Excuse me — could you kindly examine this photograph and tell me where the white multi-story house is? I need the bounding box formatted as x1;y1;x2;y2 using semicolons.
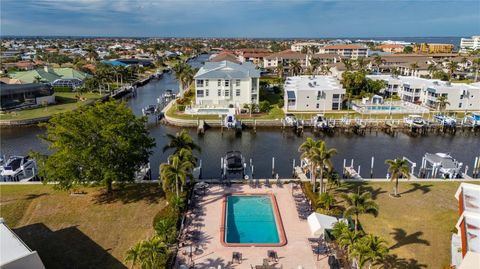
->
319;45;368;59
291;42;325;52
368;75;480;111
194;60;260;109
284;76;345;112
460;36;480;53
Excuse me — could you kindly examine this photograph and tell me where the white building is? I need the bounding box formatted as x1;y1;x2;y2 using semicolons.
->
284;76;345;112
194;60;260;109
291;42;325;52
451;183;480;269
460;36;480;53
0;218;46;269
319;45;368;59
368;75;480;111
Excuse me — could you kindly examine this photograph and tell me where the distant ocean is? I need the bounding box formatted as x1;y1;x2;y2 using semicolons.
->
347;36;463;46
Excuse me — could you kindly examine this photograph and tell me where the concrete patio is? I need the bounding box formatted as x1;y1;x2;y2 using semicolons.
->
176;183;331;269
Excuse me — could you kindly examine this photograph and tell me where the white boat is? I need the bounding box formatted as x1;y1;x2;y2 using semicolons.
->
142;105;157;116
0;156;38;182
224;113;237;129
404;115;427;128
422;153;463;179
463;112;480;127
284;113;297;126
312;114;328;129
434;114;456;127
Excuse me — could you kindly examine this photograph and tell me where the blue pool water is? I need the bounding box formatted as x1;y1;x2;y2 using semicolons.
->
225;195;280;244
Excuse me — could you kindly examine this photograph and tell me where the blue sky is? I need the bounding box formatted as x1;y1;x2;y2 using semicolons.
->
1;0;479;37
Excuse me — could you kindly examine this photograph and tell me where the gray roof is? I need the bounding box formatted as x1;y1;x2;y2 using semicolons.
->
194;60;260;80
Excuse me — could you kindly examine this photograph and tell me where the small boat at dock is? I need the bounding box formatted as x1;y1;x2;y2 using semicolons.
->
223;151;244;173
0;155;38;182
404;115;427;128
284;113;298;127
463;112;480;127
421;153;463;179
311;114;329;129
224;113;237;129
434;114;456;127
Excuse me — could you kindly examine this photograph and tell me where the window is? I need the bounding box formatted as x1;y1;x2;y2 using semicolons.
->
196;80;204;87
225;80;230;87
332;103;340;110
225;89;230;96
316;103;319;109
218;89;221;96
205;79;209;86
459;103;462;108
236;89;240;96
235;79;240;86
206;89;209;96
196;90;204;97
218;80;221;87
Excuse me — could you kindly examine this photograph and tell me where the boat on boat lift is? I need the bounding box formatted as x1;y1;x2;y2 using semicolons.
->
434;114;456;127
142;104;157;116
223;151;245;174
404;114;427;128
463;112;480;127
223;113;237;129
0;155;38;182
284;113;298;126
421;152;463;179
311;114;329;129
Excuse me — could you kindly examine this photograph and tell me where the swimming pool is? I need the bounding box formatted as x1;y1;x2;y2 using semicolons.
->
365;105;402;111
221;194;286;247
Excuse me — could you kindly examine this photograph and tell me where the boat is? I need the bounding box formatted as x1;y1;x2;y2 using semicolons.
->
422;153;463;179
0;155;38;182
142;104;157;116
284;113;298;126
463;112;480;127
434;114;456;127
224;151;244;173
312;114;328;129
224;113;237;129
162;89;176;100
404;115;427;128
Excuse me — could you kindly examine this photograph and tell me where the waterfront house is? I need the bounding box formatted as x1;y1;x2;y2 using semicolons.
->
368;75;480;111
0;83;55;111
8;67;89;88
283;76;345;112
263;50;308;74
319;44;368;59
290;42;325;53
413;43;455;54
193;60;260;110
0;218;46;269
451;183;480;269
460;36;480;53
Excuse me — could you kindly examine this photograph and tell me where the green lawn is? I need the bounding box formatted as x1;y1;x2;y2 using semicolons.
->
0;184;166;269
0;92;102;121
335;181;480;268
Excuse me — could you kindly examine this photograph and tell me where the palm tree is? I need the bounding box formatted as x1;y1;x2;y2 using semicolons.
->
290;59;302;76
350;240;373;269
154;217;177;244
447;61;458;81
336;225;363;258
372;55;383;73
317;192;336;213
409;62;419;76
276;63;284;78
125;237;169;269
309;58;320;76
427;63;437;78
299;137;320;191
308;141;337;193
342;190;379;231
33;75;42;83
472;58;480;82
160;155;193;197
163;129;200;154
391;67;401;77
436;95;450;112
363;234;389;265
343;59;354;71
356;57;368;71
320;65;331;75
385;158;410;197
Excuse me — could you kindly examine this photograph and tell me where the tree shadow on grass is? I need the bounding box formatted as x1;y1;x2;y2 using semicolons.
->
14;223;127;269
399;183;433;195
337;182;388;200
389;228;430;250
94;183;164;205
25;193;49;200
379;254;427;269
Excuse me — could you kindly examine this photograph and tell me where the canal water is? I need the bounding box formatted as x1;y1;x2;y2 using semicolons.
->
1;54;479;180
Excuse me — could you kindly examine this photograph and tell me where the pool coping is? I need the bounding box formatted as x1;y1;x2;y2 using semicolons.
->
220;192;287;247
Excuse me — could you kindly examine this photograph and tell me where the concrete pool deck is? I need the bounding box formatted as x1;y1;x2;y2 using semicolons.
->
176;184;330;269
